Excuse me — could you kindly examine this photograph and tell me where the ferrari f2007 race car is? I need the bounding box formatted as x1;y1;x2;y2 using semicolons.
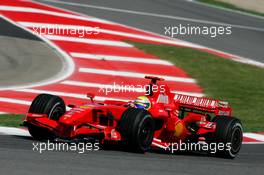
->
23;76;243;158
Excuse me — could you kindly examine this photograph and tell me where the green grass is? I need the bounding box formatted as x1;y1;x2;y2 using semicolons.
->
132;42;264;132
198;0;264;17
0;114;24;127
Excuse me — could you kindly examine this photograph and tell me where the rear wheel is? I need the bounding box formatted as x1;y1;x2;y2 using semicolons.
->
118;108;155;153
28;94;66;140
209;116;243;159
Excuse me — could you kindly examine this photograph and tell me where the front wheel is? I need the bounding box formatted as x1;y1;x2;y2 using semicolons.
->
29;94;66;121
28;94;66;140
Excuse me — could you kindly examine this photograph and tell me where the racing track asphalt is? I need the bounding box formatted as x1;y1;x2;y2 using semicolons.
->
0;17;63;89
0;135;263;175
37;0;264;63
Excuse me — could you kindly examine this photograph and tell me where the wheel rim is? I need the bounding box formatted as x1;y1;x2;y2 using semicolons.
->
231;127;242;153
139;118;153;148
50;106;64;120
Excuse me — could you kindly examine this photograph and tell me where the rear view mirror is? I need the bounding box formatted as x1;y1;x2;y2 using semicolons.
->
87;93;95;103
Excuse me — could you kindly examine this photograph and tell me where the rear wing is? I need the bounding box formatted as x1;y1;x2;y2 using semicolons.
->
174;94;232;116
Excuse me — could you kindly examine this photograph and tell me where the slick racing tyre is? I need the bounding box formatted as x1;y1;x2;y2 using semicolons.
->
118;108;155;153
29;94;66;121
210;116;243;159
28;94;66;140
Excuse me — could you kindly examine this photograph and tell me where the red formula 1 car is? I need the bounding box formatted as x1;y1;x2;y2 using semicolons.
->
23;76;243;158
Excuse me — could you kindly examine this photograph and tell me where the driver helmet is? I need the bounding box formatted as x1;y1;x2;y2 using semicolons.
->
134;96;151;110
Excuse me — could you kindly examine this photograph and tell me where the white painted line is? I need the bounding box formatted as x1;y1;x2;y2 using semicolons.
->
44;35;133;47
231;57;264;68
79;68;196;83
70;52;173;65
61;80;204;97
18;22;203;49
15;89;129;102
244;133;264;142
39;0;264;32
0;126;31;137
0;97;31;105
0;5;112;24
0;15;75;91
